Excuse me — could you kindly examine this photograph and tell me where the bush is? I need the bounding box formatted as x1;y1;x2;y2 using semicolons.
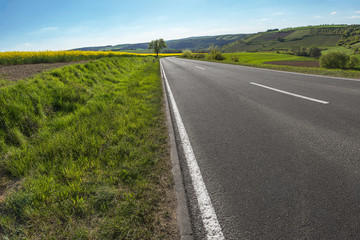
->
293;46;308;56
207;44;225;61
307;46;322;58
231;55;239;62
348;56;359;69
193;53;205;59
213;51;225;60
181;49;193;58
320;52;350;69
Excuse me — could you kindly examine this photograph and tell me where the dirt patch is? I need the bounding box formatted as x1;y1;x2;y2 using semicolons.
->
264;61;320;68
0;61;90;82
0;177;21;203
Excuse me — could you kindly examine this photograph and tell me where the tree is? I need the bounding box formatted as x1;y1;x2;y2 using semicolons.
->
320;52;349;69
292;46;308;56
148;39;167;57
307;46;322;58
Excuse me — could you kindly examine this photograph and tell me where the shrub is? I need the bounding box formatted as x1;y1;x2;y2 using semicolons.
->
213;51;225;60
207;44;225;61
307;46;322;58
231;55;239;62
193;53;205;59
320;52;350;69
181;49;193;58
348;56;359;69
293;46;308;56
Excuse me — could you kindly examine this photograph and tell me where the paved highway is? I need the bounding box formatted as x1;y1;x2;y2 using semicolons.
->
161;57;360;239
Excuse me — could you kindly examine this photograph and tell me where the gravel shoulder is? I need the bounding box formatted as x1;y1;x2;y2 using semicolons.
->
0;61;89;81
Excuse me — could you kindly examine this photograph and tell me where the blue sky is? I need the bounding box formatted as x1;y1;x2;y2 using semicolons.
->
0;0;359;51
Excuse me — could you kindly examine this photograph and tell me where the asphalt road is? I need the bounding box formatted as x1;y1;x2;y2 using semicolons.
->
161;57;360;239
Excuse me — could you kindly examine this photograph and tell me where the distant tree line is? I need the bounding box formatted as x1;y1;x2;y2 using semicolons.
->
292;46;322;58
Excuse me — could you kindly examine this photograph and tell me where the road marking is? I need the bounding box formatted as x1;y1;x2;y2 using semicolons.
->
178;57;360;82
160;59;225;240
195;66;205;70
251;66;360;82
250;82;330;104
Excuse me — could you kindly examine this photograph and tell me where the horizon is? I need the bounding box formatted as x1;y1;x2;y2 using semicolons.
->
1;0;360;52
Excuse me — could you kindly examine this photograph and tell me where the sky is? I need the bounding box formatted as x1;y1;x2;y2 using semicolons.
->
0;0;360;51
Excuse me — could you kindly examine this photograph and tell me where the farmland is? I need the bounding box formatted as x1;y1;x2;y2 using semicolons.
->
0;56;177;239
222;25;360;53
183;52;360;79
0;50;181;65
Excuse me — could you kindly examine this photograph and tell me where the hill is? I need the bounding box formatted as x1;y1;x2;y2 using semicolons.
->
73;34;247;52
222;25;360;53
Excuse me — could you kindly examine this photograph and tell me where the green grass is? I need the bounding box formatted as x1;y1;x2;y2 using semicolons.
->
222;35;341;53
271;35;341;49
284;29;311;41
222;52;317;64
0;56;176;239
322;46;355;55
222;25;359;53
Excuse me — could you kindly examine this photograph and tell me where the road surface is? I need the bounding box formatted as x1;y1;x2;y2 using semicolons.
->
161;57;360;239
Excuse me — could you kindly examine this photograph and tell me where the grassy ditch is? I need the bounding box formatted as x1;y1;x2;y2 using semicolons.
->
183;52;360;79
0;57;177;239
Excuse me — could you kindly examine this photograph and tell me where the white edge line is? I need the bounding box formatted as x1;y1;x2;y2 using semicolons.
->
195;66;205;70
160;59;225;240
250;82;330;105
179;57;360;82
251;66;360;82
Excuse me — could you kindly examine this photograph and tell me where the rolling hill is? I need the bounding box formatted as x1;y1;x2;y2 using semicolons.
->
73;34;247;52
73;25;360;54
222;25;360;53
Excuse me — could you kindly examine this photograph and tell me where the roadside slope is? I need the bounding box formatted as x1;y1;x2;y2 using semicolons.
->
0;57;178;239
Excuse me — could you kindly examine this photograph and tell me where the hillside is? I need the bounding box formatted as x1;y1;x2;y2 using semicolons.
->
222;25;360;53
74;34;247;52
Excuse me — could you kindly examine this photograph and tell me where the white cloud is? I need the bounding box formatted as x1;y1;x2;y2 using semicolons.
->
40;27;59;32
355;11;360;13
314;15;323;19
349;15;360;19
30;27;59;35
330;11;337;15
156;16;169;21
271;11;284;16
260;18;271;22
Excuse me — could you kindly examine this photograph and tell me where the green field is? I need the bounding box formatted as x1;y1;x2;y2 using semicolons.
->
321;46;355;55
0;57;176;239
222;25;360;53
222;52;317;64
184;52;360;79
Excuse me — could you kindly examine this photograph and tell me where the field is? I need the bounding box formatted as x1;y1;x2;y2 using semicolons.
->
0;62;90;82
184;52;360;79
321;46;355;55
0;56;177;239
0;51;181;65
222;52;317;64
222;25;359;53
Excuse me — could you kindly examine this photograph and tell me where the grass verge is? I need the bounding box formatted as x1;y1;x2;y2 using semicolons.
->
183;52;360;79
0;56;177;239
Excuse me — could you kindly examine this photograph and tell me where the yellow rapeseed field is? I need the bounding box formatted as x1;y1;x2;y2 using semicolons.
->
0;50;181;65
